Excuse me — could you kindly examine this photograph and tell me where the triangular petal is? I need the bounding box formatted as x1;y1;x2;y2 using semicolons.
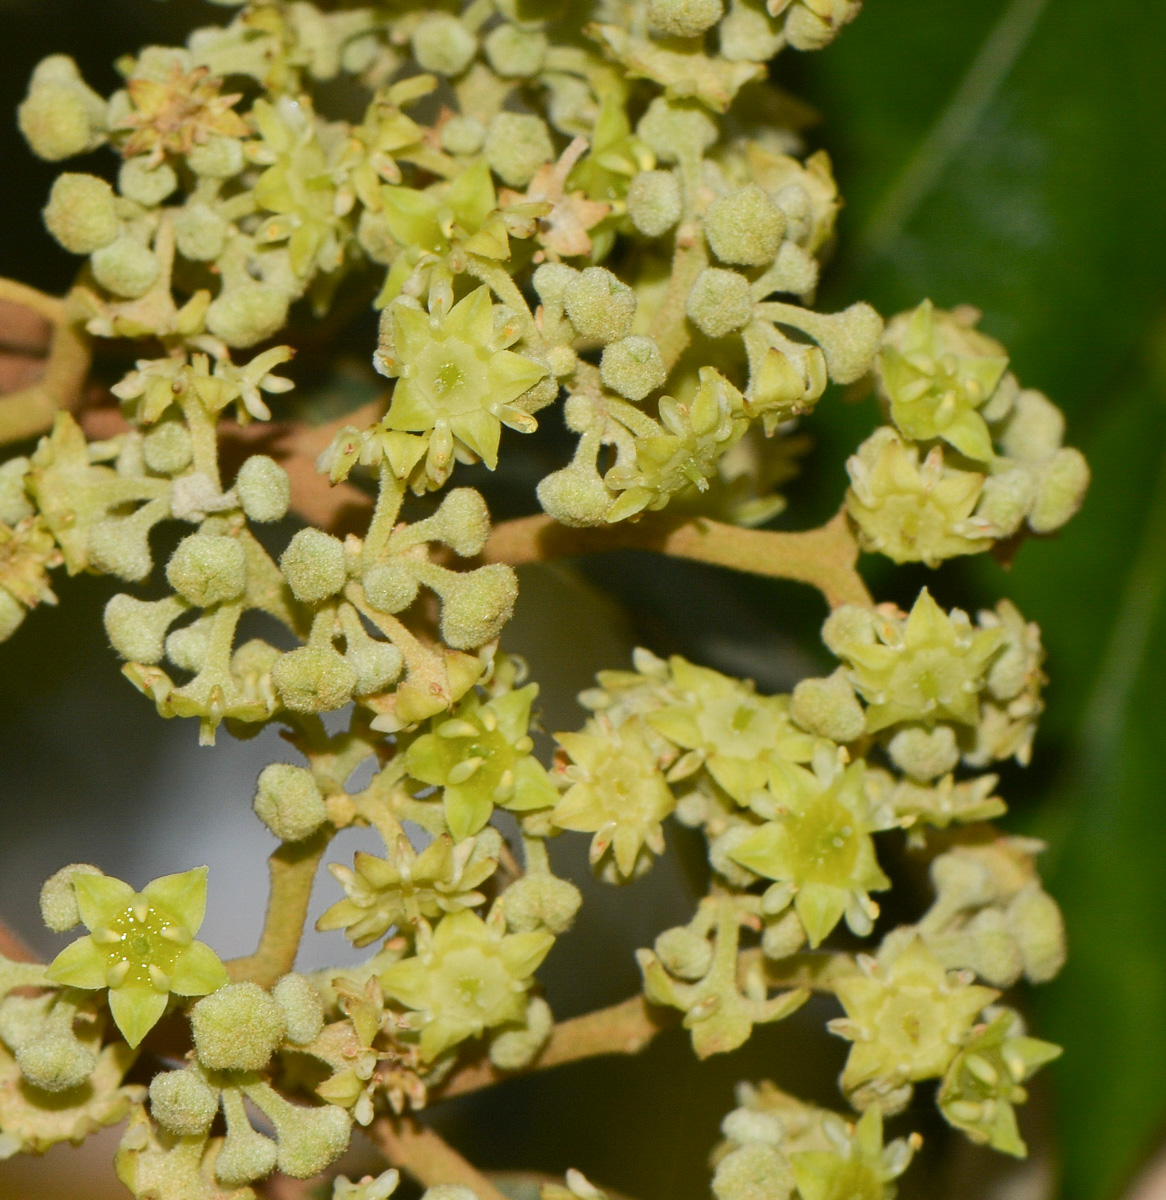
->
142;866;209;934
169;939;229;996
74;874;134;931
45;935;108;990
109;984;169;1048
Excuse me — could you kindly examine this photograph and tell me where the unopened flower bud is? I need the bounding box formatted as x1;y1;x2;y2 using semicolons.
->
43;173;118;255
821;604;880;657
537;462;612;526
648;0;725;37
1029;448;1089;533
104;593;186;664
600;336;666;400
187;135;245;179
0;457;33;526
273;973;325;1045
280;528;346;604
149;1068;220;1136
627;169;682;237
39;863;103;932
533;262;577;310
1007;886;1066;984
167;534;247;607
655;925;713;980
427;488;493;556
439;563;518;649
484;23;547;76
998;389;1065;462
637;97;718;163
142;421;193;475
975;467;1036;537
721;1108;785;1146
174;202;229;261
363;561;420;613
272;645;357;713
236;455;291;523
412;15;476;76
488;995;553;1070
790;669;864;743
686;267;752;339
705;185;785;266
191;982;286;1072
502;874;583;934
484;113;555;187
712;1143;795;1200
206;284;290;350
886;724;960;781
18;56;106;162
118;157;177;208
16;1031;96;1092
441;115;485;156
254;763;326;842
565;268;637;343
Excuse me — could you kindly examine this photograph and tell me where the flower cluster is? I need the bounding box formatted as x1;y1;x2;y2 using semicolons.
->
0;0;1087;1197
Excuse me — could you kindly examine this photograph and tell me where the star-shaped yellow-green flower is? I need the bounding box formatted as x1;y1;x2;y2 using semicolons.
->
837;588;1004;734
379;909;553;1061
381;286;547;471
729;759;891;947
45;867;228;1048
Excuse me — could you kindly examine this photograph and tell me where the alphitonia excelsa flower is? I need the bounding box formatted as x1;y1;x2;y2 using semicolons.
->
378;908;554;1061
0;0;1087;1192
45;867;228;1047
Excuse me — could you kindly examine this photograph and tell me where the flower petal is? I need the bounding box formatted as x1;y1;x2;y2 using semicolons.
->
169;939;229;996
45;935;108;990
142;866;208;934
109;984;169;1048
73;874;134;931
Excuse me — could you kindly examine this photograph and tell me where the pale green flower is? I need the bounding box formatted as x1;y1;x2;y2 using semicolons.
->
45;868;227;1047
381;286;547;473
379;909;553;1061
834;589;1004;733
404;683;558;842
553;717;675;878
730;759;890;947
791;1107;916;1200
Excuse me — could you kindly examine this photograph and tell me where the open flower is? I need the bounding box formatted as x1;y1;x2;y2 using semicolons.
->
45;867;228;1047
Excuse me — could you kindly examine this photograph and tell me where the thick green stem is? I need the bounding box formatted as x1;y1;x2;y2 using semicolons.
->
226;828;330;988
483;508;872;609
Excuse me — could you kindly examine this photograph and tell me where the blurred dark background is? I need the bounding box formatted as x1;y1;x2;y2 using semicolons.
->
1;1;1165;1198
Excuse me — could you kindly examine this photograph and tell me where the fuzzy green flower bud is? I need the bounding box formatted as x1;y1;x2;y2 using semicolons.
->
272;645;358;713
484;23;548;77
280;528;347;604
790;670;864;743
88;506;163;582
43;173;119;255
273;973;325;1045
253;763;327;842
236;454;291;523
655;925;714;981
363;562;420;614
648;0;725;37
441;115;485;156
422;487;494;557
412;15;477;77
488;994;553;1070
886;724;959;781
600;336;667;400
484;112;555;188
206;284;290;350
627;169;683;237
18;55;107;161
705;185;785;266
217;1087;279;1186
149;1068;220;1136
142;421;193;475
90;236;160;298
637;98;718;163
502;874;583;935
438;563;519;649
174;202;229;261
533;262;578;310
39;862;103;932
713;1143;794;1200
687;268;752;339
15;1030;96;1093
104;594;187;664
1030;447;1089;533
187;135;245;179
191;981;287;1071
565;268;638;343
243;1079;352;1178
118;158;177;208
167;534;247;607
998;389;1064;462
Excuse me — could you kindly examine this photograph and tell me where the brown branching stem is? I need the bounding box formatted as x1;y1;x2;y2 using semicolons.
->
433;995;673;1102
370;1117;512;1200
482;507;872;610
226;829;330;988
0;280;92;446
